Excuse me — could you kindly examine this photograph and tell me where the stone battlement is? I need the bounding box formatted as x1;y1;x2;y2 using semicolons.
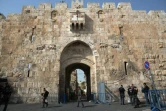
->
20;2;166;18
1;1;166;23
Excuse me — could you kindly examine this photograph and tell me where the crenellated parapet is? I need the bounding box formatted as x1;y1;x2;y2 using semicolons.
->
22;6;36;15
38;3;52;10
2;1;166;26
15;2;165;21
117;2;132;11
87;2;100;9
7;14;21;21
148;10;166;19
55;2;67;9
102;2;115;9
72;0;83;9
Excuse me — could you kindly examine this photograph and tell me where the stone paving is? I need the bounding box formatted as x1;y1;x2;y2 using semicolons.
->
0;101;151;111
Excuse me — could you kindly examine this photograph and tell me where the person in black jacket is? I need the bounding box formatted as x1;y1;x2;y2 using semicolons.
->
142;83;150;104
0;83;4;106
77;87;84;108
127;85;133;104
133;87;140;108
3;83;13;111
119;85;125;105
42;88;49;108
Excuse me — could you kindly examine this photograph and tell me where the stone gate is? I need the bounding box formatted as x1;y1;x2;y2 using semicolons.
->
0;0;166;103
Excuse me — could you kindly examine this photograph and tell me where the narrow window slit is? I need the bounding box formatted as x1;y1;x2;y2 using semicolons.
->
124;62;127;75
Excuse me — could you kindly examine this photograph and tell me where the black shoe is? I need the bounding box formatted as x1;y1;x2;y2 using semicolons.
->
77;106;79;107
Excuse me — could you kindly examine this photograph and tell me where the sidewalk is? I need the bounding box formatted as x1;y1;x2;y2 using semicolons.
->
0;101;151;111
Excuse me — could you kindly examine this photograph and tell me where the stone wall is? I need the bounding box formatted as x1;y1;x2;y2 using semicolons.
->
0;1;166;103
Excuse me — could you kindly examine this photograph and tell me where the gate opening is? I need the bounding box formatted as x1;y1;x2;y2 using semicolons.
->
65;63;91;102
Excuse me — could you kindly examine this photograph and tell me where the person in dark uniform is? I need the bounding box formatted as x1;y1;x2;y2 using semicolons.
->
127;85;133;104
133;87;140;108
119;85;125;105
0;83;4;106
3;83;13;111
142;83;150;104
77;87;84;108
43;88;49;108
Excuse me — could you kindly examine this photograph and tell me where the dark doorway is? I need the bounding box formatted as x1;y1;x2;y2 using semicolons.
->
65;63;91;102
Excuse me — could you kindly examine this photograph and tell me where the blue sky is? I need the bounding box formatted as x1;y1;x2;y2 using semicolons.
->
0;0;166;17
76;69;85;82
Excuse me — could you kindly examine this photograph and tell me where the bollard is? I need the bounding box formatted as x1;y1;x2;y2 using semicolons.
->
63;93;66;104
91;93;94;101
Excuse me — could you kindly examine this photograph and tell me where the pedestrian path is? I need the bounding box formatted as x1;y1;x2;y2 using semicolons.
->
0;101;151;111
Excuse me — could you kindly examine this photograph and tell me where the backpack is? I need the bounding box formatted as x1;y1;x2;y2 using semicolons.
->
44;91;49;97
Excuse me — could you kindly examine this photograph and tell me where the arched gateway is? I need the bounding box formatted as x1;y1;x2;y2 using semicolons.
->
60;40;96;101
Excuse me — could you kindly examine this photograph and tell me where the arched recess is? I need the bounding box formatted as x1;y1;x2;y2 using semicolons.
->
59;40;96;101
65;63;90;101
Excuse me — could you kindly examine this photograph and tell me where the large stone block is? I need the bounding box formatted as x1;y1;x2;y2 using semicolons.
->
38;3;52;10
117;2;132;11
162;70;166;76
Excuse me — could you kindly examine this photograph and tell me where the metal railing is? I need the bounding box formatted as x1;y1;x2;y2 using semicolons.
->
148;89;166;111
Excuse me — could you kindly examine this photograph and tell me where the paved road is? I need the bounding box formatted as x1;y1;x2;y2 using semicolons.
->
0;101;151;111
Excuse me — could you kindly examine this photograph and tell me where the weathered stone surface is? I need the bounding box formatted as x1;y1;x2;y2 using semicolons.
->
0;0;166;103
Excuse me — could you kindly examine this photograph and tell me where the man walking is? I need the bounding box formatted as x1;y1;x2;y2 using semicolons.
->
119;85;125;105
77;87;84;108
142;83;150;104
43;88;49;108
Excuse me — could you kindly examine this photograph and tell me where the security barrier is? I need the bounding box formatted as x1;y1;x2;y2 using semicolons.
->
91;93;111;105
148;90;166;111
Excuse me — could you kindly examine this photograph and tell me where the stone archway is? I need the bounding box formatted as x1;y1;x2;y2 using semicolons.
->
65;63;91;101
59;40;96;102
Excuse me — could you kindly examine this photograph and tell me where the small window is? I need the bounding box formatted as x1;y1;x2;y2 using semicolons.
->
72;23;74;30
76;23;79;30
80;23;83;30
28;70;30;77
124;62;128;75
119;26;123;35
